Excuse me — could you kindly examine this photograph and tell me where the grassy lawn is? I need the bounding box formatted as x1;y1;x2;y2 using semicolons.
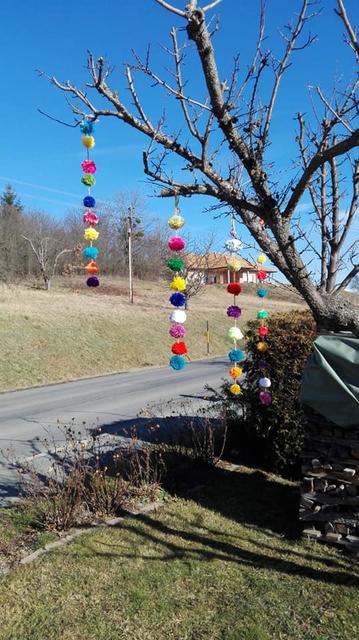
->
0;278;304;391
0;463;358;640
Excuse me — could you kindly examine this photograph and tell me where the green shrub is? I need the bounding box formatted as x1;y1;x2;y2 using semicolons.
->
222;311;316;477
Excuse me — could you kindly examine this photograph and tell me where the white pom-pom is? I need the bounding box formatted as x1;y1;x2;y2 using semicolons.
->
224;237;243;254
169;310;187;324
259;377;271;388
228;326;243;341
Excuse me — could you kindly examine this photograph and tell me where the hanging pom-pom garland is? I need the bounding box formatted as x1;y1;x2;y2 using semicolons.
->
225;212;246;395
168;197;187;371
80;120;100;288
255;254;272;405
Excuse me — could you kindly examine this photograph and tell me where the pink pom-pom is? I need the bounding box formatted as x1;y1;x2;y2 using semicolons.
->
168;237;185;252
83;211;99;226
169;324;186;339
259;391;272;406
81;160;96;174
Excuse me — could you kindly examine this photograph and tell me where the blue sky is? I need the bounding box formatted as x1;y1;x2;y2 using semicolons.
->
0;0;356;258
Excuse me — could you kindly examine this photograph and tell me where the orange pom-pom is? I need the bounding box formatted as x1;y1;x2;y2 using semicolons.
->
229;367;242;379
85;260;99;274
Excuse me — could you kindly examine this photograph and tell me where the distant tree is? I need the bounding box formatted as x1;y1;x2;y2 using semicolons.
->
0;184;23;214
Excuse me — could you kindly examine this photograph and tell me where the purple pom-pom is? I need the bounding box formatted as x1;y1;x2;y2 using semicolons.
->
87;276;100;287
259;391;272;406
169;324;186;339
258;360;270;369
226;305;241;318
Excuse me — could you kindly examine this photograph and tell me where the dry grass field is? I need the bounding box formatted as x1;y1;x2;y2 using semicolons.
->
0;277;305;392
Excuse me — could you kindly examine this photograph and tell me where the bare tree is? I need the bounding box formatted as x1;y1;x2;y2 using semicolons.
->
22;213;73;290
43;0;359;333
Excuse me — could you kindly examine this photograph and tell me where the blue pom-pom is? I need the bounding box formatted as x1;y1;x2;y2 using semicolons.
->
83;246;99;259
83;196;96;208
258;359;270;369
169;355;186;371
228;349;246;363
257;288;268;298
80;121;95;135
87;276;100;288
169;292;186;307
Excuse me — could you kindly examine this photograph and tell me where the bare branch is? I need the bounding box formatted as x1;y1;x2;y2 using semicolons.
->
335;263;359;292
154;0;186;17
335;0;359;59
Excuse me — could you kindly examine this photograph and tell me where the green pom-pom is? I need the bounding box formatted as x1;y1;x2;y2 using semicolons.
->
167;258;183;272
81;174;96;187
257;309;269;319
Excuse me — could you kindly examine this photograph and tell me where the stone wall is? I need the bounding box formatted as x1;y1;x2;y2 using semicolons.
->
300;408;359;554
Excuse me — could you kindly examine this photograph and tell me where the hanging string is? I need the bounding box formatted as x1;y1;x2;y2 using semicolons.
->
256;254;272;405
167;195;187;370
80;120;100;288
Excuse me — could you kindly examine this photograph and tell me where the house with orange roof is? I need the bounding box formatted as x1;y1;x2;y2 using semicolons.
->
185;252;276;285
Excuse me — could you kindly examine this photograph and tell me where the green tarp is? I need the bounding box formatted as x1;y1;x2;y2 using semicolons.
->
300;335;359;428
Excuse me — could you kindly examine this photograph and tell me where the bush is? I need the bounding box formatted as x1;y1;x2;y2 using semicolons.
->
221;310;316;477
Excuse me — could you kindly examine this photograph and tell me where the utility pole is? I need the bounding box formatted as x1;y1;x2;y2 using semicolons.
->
128;206;134;304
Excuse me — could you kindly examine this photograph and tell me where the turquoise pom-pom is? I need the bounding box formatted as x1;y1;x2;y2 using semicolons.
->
170;355;186;370
257;288;268;298
80;121;95;135
83;246;99;259
228;349;246;363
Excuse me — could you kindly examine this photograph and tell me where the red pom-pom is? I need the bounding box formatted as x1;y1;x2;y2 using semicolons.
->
257;270;268;281
258;326;269;337
171;341;187;355
227;283;241;295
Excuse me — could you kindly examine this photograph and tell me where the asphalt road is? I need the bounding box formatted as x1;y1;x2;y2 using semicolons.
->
0;357;227;502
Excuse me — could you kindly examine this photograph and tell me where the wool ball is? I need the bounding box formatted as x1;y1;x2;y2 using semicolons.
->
171;341;187;355
257;288;268;298
227;257;241;272
224;237;242;254
168;214;185;230
228;348;246;363
257;341;268;352
229;383;241;396
229;367;242;379
80;121;95;135
257;270;267;281
83;211;99;226
169;292;186;307
228;326;243;341
258;326;269;337
167;258;183;272
170;276;186;292
87;276;100;287
227;305;241;318
257;309;269;319
169;324;186;339
84;228;99;241
81;174;96;187
83;246;99;259
85;260;99;274
169;355;186;371
82;135;95;148
227;283;241;295
84;196;96;208
169;310;187;324
259;377;271;388
259;390;272;406
168;237;185;252
257;254;266;264
81;159;96;174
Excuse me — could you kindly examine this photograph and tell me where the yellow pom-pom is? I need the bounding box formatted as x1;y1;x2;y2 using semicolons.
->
229;383;241;395
82;135;95;149
227;257;241;272
229;367;242;379
257;254;266;264
168;214;185;230
257;341;268;352
84;227;99;241
170;276;186;292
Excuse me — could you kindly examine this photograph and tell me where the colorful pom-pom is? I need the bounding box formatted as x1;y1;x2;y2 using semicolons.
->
82;135;95;149
83;211;99;226
170;276;186;292
167;258;183;272
259;377;271;388
228;349;246;362
87;276;100;287
257;254;266;264
257;341;268;352
257;309;269;319
169;324;186;338
224;238;242;254
171;341;187;355
169;309;187;324
81;174;96;187
227;257;241;272
168;237;185;252
84;228;99;241
227;305;241;318
84;196;96;208
229;383;241;396
80;121;95;135
227;283;241;295
228;326;243;341
170;355;186;370
81;160;96;174
258;326;269;337
258;360;270;369
257;288;268;298
168;214;185;230
259;390;272;406
229;367;242;379
85;260;99;274
83;246;99;259
257;270;268;281
170;292;186;307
